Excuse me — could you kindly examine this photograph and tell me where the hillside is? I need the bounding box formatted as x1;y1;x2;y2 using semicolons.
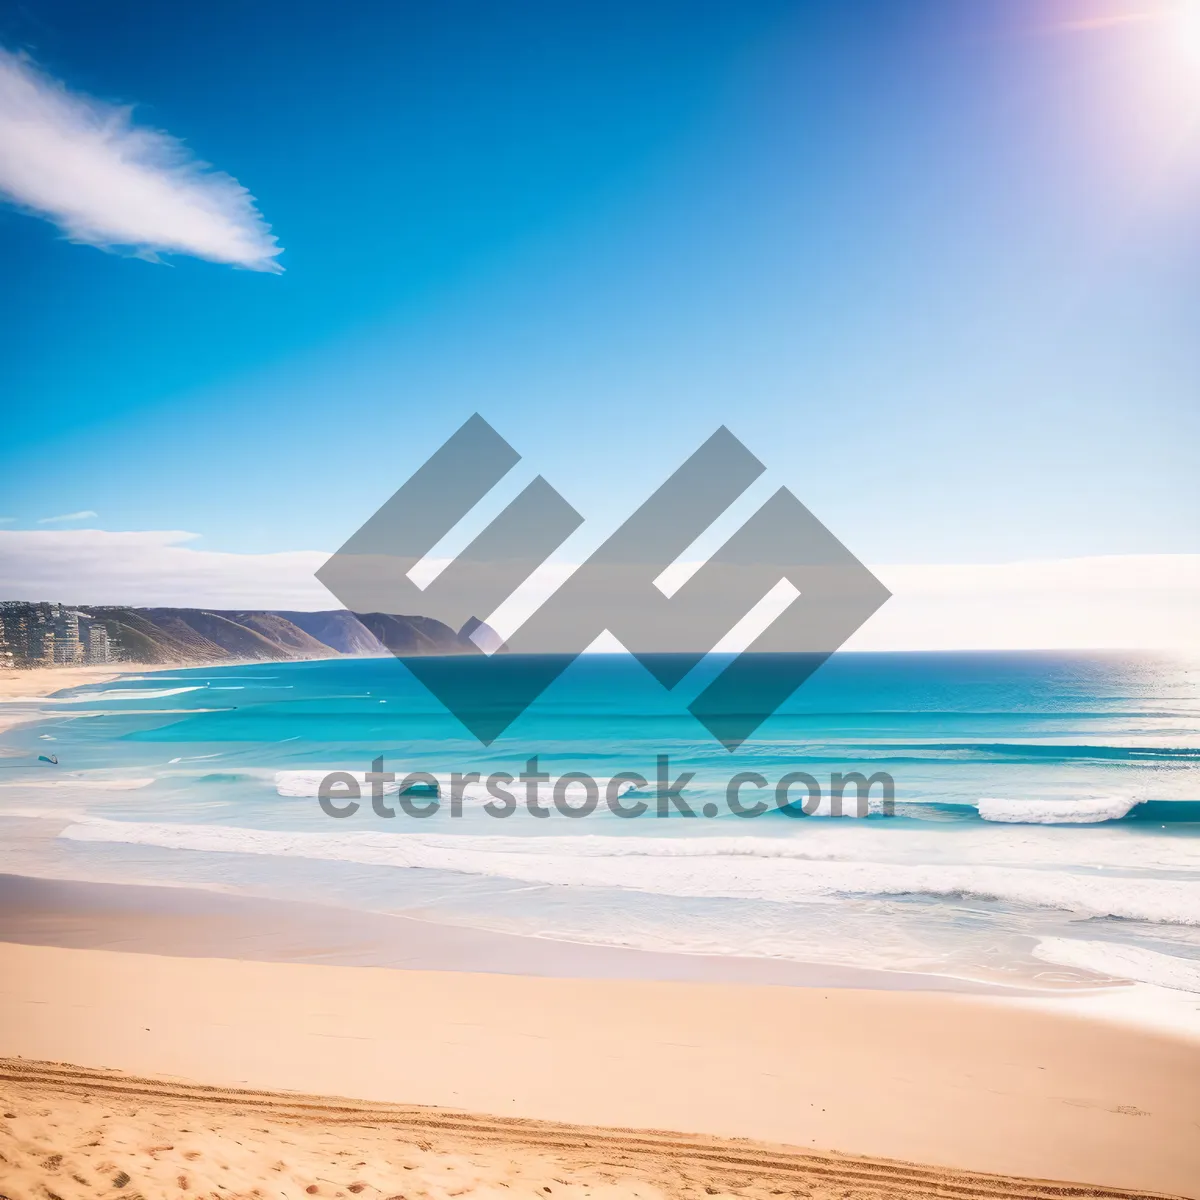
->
93;607;484;663
0;602;497;666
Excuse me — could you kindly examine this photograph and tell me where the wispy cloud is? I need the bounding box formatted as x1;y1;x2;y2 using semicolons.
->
0;47;282;270
35;510;97;524
0;517;14;524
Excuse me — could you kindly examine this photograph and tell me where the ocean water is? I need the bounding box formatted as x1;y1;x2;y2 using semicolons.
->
2;651;1199;1004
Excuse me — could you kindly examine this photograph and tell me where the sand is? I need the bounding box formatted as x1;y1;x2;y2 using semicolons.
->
1;941;1197;1199
0;664;139;702
0;1058;1177;1200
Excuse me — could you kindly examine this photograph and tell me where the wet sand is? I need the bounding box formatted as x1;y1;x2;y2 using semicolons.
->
0;873;1015;990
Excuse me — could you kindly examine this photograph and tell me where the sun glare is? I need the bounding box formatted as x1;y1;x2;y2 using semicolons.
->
1170;0;1200;65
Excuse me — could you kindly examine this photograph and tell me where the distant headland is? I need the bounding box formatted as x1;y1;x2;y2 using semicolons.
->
0;601;494;669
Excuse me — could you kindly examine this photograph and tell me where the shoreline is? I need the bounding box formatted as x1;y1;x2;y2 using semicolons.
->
1;939;1197;1197
0;661;167;698
0;658;314;736
0;661;193;720
0;871;1035;992
4;871;1196;1044
0;659;275;703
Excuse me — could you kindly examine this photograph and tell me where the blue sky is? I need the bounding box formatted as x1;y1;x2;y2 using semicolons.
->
2;0;1198;580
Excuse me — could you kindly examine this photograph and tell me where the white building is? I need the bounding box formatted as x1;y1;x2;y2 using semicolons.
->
52;611;81;664
86;624;111;665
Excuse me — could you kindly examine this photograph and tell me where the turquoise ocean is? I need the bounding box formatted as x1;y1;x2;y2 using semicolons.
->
2;651;1199;1010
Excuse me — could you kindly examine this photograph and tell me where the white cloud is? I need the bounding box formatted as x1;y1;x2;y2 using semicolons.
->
0;517;14;524
0;530;328;609
1;529;1196;652
0;48;281;270
35;510;97;524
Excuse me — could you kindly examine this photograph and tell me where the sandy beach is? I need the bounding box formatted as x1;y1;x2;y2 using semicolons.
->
1;666;1197;1199
1;935;1198;1200
0;664;140;701
0;1057;1180;1200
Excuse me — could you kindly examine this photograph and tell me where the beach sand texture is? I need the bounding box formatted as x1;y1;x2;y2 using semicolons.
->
1;941;1198;1199
0;1056;1182;1200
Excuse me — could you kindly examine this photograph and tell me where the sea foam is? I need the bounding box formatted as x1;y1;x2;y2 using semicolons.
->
57;817;1200;926
1034;937;1200;992
975;796;1142;824
55;686;206;702
0;777;155;790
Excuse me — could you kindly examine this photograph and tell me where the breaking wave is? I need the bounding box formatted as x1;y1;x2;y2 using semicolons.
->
975;796;1142;824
